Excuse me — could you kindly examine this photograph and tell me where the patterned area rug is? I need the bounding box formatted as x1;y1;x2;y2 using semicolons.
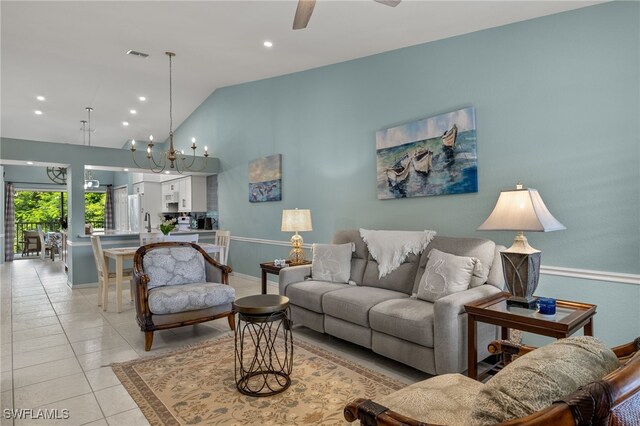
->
112;336;406;425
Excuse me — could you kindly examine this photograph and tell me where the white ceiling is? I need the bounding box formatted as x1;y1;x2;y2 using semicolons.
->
1;1;599;150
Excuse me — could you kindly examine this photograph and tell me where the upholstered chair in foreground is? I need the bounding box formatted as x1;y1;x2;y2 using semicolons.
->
345;336;640;426
133;242;236;351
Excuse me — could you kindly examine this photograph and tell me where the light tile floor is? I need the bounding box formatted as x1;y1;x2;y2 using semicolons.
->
1;258;429;425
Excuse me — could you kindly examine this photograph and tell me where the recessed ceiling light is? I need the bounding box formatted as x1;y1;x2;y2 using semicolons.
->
123;168;129;172
36;96;45;101
263;41;273;48
130;109;137;114
26;161;34;165
122;121;129;126
138;96;146;102
34;110;43;115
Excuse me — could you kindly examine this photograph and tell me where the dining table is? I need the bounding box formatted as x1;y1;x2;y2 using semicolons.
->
102;243;225;313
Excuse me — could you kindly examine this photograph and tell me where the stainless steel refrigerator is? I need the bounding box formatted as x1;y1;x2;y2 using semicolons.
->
128;194;142;232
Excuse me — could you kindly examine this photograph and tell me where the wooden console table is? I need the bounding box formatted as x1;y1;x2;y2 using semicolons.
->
465;292;596;380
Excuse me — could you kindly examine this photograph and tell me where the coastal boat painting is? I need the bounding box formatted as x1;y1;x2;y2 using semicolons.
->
249;154;282;203
376;107;478;199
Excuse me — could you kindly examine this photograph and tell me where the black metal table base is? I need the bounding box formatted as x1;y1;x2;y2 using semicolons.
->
234;309;293;397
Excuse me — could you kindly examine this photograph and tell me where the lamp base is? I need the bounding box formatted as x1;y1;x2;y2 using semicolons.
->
506;296;537;309
501;249;541;306
288;232;306;265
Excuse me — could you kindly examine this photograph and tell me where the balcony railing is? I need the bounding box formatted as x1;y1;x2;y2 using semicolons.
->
13;221;104;254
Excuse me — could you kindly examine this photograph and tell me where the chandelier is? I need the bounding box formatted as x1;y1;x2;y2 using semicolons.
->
130;52;208;174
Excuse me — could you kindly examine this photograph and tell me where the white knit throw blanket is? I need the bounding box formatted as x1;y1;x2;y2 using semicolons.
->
359;229;436;278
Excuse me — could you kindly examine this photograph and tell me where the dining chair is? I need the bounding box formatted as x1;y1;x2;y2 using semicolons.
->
90;236;134;310
163;234;199;243
215;230;231;265
139;232;164;246
36;226;54;260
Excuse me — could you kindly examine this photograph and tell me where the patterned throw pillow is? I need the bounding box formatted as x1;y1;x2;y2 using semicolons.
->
467;336;619;425
143;247;206;289
311;243;354;284
416;249;481;302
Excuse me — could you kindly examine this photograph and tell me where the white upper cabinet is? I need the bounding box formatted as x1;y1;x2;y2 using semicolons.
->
162;176;207;212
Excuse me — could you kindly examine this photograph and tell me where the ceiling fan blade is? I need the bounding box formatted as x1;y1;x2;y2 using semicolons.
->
293;0;316;30
374;0;401;7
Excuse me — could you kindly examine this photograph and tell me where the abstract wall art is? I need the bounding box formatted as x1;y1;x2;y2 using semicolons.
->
249;154;282;203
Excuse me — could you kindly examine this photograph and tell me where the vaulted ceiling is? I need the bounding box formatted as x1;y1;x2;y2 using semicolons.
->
1;1;599;149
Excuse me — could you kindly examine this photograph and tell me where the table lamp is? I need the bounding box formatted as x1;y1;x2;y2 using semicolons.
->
281;209;312;265
477;183;565;307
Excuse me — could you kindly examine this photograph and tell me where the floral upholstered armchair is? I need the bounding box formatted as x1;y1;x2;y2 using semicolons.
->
133;242;236;351
345;336;640;426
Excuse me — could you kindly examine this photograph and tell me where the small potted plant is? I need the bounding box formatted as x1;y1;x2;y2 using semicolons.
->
160;218;177;236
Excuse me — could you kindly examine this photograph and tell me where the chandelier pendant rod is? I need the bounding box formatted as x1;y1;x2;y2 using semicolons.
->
129;51;209;174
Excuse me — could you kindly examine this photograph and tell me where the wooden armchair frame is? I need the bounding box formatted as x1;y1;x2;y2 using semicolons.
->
133;242;235;351
344;337;640;426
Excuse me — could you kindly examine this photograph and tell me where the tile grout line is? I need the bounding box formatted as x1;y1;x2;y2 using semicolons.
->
35;264;111;424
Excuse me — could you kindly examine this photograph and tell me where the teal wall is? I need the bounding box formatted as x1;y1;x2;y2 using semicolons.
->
4;164;114;189
172;2;639;345
1;3;637;345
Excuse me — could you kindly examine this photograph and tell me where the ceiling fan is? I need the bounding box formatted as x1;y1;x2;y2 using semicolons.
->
293;0;401;30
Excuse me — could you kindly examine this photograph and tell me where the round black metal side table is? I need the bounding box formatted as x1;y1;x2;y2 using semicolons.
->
233;294;293;397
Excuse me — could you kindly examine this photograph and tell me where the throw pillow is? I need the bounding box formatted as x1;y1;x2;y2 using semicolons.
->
311;243;354;284
416;249;480;302
467;336;619;425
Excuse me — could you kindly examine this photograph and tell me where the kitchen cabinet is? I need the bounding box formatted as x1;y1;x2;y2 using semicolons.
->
162;181;179;212
161;176;207;213
178;176;207;212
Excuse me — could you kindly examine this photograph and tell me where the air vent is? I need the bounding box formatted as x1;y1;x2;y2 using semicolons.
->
126;50;149;58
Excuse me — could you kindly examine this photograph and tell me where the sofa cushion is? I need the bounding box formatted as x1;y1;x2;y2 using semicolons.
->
468;336;620;425
143;247;206;289
285;280;349;313
311;243;354;284
369;298;434;347
417;249;480;302
323;287;409;327
414;237;496;293
147;282;235;315
379;374;483;425
362;253;421;294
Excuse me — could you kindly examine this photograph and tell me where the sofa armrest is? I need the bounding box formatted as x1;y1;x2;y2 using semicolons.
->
433;285;502;374
278;265;312;295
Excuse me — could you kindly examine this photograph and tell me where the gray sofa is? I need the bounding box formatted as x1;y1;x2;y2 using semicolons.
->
279;230;506;375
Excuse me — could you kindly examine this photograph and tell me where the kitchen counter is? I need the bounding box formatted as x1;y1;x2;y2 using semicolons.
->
78;229;219;238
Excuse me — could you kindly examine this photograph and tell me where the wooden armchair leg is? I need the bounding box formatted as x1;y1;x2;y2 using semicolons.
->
145;331;154;351
227;313;236;331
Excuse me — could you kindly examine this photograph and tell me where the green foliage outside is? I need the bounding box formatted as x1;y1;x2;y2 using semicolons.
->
13;190;106;252
84;192;106;223
15;191;66;224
